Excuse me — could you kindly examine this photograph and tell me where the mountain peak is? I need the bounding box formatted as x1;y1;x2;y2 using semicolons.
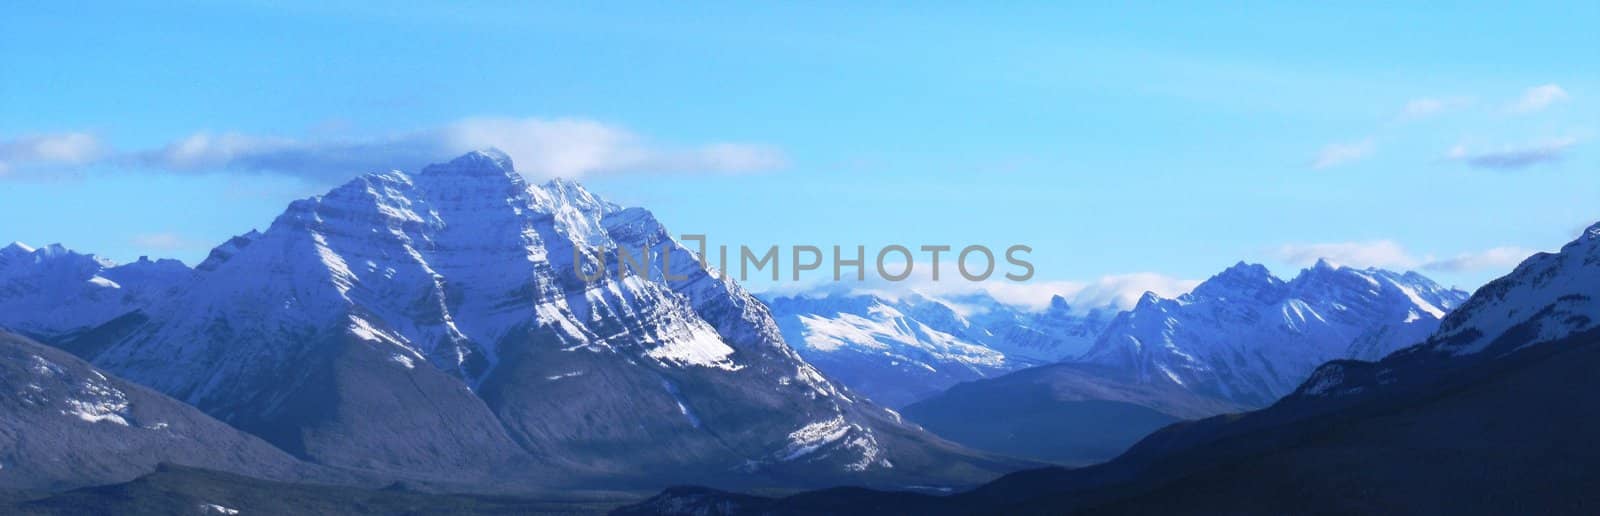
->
1191;261;1285;302
1291;260;1403;290
26;243;113;267
2;241;34;256
419;149;518;179
540;176;589;196
1223;261;1272;275
1134;291;1163;308
1047;294;1072;313
1569;221;1600;250
1295;259;1355;281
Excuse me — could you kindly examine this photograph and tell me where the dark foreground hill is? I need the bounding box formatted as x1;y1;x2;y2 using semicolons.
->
0;330;336;492
900;362;1245;466
2;464;627;516
617;328;1600;515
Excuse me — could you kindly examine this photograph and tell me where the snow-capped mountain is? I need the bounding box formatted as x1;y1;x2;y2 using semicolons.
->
1298;222;1600;401
0;242;191;341
1080;260;1469;407
1428;223;1600;357
949;292;1116;363
60;150;1015;489
764;292;1114;407
1061;223;1600;513
0;329;324;491
765;294;1011;408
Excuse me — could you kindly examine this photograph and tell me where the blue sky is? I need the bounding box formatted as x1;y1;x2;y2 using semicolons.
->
2;2;1596;307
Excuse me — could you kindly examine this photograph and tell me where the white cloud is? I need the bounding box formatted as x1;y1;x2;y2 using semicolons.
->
1445;137;1577;170
1398;96;1473;120
1274;240;1537;273
1052;273;1201;310
1506;84;1569;114
5;118;785;182
915;280;1089;311
441;117;785;178
129;233;192;250
1311;140;1373;169
1273;240;1419;269
806;271;1200;312
1422;246;1536;272
0;132;106;177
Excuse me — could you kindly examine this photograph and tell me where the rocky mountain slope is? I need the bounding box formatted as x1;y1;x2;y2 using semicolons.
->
0;330;327;492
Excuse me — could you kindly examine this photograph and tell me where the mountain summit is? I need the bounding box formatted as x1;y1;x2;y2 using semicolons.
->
421;148;516;177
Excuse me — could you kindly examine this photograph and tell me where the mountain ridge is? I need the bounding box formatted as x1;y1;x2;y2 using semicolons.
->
1080;260;1470;406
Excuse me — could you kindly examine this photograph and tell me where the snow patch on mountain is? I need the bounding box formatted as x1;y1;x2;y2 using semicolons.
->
779;415;889;471
661;379;703;429
782;417;853;461
20;353;134;425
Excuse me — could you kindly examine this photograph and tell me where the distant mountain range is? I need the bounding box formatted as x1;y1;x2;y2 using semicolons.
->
763;292;1113;407
0;150;1021;493
770;260;1469;465
621;222;1600;515
0;243;190;343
